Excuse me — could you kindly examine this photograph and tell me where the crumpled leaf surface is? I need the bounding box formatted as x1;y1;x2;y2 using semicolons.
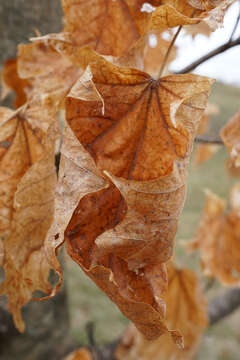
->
43;123;108;296
64;348;92;360
220;110;240;177
0;147;56;332
64;49;213;339
187;188;240;285
1;59;30;108
0;104;59;331
161;0;232;28
18;41;81;109
45;0;206;72
193;143;220;166
62;0;145;56
61;0;201;58
115;262;208;360
0;107;45;237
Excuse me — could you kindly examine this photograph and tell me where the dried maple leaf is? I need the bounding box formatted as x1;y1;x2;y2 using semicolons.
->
193;143;220;166
0;106;45;237
43;123;108;296
116;262;208;360
61;49;213;339
203;0;234;29
0;146;56;332
17;41;81;109
160;0;232;29
61;0;200;58
184;21;213;38
187;189;240;285
64;348;92;360
229;183;240;211
1;59;30;108
61;0;143;56
0;104;60;331
220;110;240;177
197;102;219;135
188;0;224;10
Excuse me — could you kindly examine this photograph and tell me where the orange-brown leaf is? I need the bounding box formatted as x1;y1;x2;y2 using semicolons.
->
193;143;220;166
1;59;30;108
197;102;219;135
116;262;208;360
220;110;240;177
187;189;240;285
66;48;214;181
43;123;108;296
0;143;57;332
0;104;60;331
18;41;81;109
63;50;213;339
62;0;143;56
64;348;92;360
0;107;46;238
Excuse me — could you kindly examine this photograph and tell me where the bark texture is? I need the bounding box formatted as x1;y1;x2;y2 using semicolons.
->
0;0;62;62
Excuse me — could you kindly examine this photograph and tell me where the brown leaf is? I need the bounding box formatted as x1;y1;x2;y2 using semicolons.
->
1;59;30;108
193;143;220;166
46;0;204;70
63;50;213;339
18;41;81;109
43;123;108;297
220;110;240;177
61;0;144;56
116;262;208;360
184;21;213;38
203;0;234;29
0;142;57;332
0;104;60;331
187;0;223;11
197;102;219;135
160;0;232;29
187;189;240;285
61;0;200;58
229;183;240;211
0;106;45;238
64;348;92;360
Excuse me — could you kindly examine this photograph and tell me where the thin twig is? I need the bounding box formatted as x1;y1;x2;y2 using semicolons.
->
158;26;182;78
195;135;223;145
209;288;240;325
175;36;240;74
229;0;240;41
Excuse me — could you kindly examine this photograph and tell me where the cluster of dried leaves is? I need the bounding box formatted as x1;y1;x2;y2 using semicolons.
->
0;0;238;358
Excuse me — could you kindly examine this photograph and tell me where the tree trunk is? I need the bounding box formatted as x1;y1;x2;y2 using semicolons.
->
0;0;62;62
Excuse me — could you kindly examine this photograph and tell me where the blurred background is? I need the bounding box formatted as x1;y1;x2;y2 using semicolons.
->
0;1;240;359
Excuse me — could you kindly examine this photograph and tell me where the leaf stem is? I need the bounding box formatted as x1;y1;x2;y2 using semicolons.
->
176;36;240;74
158;26;182;78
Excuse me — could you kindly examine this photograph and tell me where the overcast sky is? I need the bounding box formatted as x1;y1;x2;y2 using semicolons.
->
170;1;240;86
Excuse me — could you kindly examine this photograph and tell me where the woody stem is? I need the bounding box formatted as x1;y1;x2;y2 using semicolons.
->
158;26;182;78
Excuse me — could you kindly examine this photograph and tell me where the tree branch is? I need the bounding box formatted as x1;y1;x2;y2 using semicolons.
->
175;36;240;74
209;288;240;325
195;136;223;145
229;0;240;42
